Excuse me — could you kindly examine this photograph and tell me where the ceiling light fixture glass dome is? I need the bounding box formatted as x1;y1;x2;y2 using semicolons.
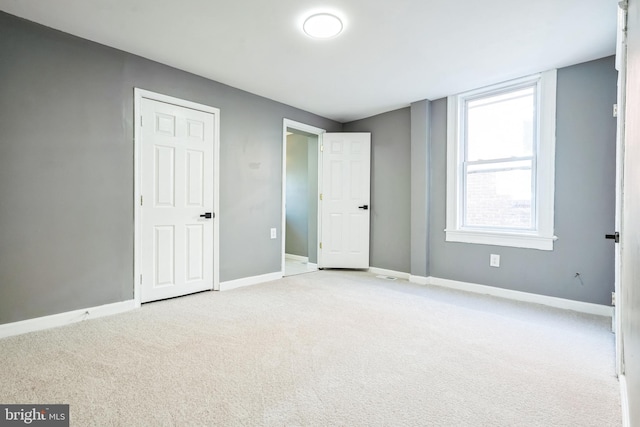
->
303;13;343;39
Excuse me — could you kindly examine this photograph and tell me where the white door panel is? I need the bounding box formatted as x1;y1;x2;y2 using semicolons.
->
320;133;371;269
141;98;215;303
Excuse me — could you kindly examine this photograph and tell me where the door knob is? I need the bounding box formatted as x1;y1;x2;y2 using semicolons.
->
200;212;213;219
358;205;369;210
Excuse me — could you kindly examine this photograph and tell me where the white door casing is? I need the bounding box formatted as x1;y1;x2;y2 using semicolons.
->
134;90;220;303
319;132;371;269
281;119;325;275
614;1;628;375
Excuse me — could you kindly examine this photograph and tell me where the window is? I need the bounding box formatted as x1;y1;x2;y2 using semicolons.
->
446;70;557;250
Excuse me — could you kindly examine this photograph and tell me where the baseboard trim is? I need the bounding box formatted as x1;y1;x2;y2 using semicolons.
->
409;275;429;285
0;299;137;340
368;267;410;280
285;253;309;263
220;272;282;291
429;277;613;317
620;374;630;427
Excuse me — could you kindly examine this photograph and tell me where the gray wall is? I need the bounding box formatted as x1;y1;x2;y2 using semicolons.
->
410;100;431;278
307;136;319;264
343;108;412;273
623;0;640;422
0;11;622;331
429;56;617;305
285;134;309;257
0;12;341;324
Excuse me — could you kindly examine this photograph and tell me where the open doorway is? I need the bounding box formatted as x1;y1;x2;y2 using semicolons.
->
282;120;324;277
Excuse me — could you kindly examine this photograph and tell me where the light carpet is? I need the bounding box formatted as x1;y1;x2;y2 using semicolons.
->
0;270;621;426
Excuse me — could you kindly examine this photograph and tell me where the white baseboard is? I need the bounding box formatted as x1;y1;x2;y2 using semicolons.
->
364;270;612;317
429;277;613;317
285;253;309;263
620;374;630;427
409;275;429;285
220;271;282;291
368;267;410;280
0;299;137;340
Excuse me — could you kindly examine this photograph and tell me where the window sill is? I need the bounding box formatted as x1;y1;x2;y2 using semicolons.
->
445;229;556;251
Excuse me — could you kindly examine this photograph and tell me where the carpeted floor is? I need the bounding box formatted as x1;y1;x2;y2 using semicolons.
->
0;270;621;426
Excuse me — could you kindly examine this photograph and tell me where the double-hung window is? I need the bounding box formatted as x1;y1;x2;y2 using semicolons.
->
446;70;557;250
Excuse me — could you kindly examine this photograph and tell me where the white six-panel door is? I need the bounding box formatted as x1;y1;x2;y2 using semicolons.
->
140;98;215;303
319;133;371;269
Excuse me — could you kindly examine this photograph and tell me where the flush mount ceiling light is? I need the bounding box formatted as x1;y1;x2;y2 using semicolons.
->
303;13;343;39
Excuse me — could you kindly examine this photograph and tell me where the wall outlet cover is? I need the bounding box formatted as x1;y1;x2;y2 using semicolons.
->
490;254;500;267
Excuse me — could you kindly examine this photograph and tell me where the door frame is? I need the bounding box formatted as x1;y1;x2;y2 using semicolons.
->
281;119;325;274
133;88;221;305
614;2;628;376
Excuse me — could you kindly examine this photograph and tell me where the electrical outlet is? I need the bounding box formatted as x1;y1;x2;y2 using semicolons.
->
490;254;500;268
270;228;277;239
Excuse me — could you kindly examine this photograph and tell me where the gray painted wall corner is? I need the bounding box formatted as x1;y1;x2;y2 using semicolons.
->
343;108;412;273
410;100;430;278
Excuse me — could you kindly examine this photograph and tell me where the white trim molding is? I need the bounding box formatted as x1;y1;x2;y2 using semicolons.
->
619;374;630;427
365;269;612;317
369;270;610;316
409;275;429;285
220;272;283;291
368;267;411;280
444;230;558;251
281;119;326;276
369;272;610;317
428;277;613;317
0;300;137;340
283;119;326;136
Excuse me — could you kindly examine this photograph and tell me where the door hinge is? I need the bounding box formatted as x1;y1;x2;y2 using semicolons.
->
319;242;322;249
140;274;143;285
140;195;143;206
320;145;324;152
140;115;143;126
612;292;616;306
613;104;618;118
319;193;323;200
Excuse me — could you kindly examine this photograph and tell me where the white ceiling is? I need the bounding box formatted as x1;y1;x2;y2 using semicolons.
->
0;0;617;122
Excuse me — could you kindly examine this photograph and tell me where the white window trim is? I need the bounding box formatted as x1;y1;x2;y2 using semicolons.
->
445;70;558;251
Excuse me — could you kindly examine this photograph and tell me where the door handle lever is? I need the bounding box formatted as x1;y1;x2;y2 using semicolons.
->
605;232;619;243
358;205;369;210
200;212;213;219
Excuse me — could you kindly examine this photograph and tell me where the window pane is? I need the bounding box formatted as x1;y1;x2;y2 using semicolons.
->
464;164;533;229
466;87;535;161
